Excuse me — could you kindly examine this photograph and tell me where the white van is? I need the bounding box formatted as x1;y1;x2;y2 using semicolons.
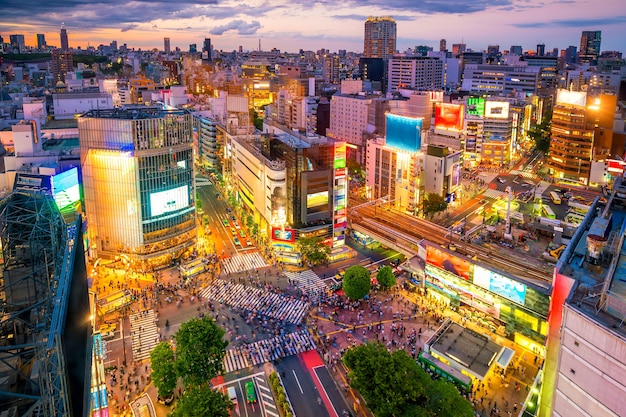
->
227;386;237;404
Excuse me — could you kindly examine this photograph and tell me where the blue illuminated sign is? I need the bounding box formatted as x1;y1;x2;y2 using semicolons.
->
385;114;422;153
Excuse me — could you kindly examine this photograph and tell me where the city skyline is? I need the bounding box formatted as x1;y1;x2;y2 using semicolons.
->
1;0;625;54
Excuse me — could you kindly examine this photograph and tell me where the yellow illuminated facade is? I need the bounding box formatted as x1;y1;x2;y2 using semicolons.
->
79;107;197;267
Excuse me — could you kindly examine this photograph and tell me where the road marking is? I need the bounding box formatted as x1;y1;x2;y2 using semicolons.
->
292;370;304;394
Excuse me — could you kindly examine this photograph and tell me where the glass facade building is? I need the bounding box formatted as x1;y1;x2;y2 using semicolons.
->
79;107;196;266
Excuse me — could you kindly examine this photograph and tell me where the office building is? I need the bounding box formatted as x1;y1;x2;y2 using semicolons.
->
461;64;540;96
363;16;396;60
387;56;444;92
510;45;523;55
536;43;546;56
79;107;197;267
579;30;601;65
36;33;46;49
440;39;447;52
9;34;25;53
359;57;385;89
547;89;618;185
539;181;626;417
452;43;466;56
202;37;212;62
60;23;68;51
164;37;171;54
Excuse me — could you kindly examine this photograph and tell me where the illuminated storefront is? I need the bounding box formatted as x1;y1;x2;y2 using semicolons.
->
423;243;549;348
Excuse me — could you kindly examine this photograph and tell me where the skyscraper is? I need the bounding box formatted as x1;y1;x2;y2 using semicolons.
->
60;23;68;51
363;16;396;60
164;37;170;54
202;37;212;62
536;43;545;56
36;33;46;49
579;30;601;64
440;39;447;52
9;34;25;53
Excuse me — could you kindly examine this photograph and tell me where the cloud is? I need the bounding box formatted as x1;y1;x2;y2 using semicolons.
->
210;20;262;35
513;15;626;28
120;24;139;32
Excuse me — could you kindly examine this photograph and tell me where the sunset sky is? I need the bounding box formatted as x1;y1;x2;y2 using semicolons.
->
1;0;625;54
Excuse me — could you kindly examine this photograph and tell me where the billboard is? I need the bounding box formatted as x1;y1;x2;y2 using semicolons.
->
466;97;485;116
385;113;422;153
307;191;329;208
484;101;510;119
434;103;464;131
556;89;587;107
51;167;81;210
425;245;471;280
149;185;189;217
473;265;526;305
271;227;296;243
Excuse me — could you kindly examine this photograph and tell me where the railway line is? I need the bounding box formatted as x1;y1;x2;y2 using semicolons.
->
351;205;553;285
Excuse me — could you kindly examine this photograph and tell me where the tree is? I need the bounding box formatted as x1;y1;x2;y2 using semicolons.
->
342;265;371;300
174;316;228;387
343;343;430;417
169;384;232;417
296;236;330;266
528;111;552;153
150;342;177;400
376;266;396;290
343;343;473;417
249;108;264;131
423;192;448;218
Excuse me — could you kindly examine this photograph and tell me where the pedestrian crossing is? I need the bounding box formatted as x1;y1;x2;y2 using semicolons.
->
481;189;506;199
129;309;159;361
510;170;536;179
222;330;316;373
200;279;310;324
284;269;328;297
222;252;269;275
253;374;279;417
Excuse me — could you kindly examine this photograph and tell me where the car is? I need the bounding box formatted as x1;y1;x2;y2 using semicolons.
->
497;177;505;184
231;215;236;221
390;258;401;267
222;219;229;227
230;228;237;235
239;230;245;238
234;221;241;229
227;387;237;405
245;381;257;403
226;207;231;213
246;240;254;247
234;237;241;246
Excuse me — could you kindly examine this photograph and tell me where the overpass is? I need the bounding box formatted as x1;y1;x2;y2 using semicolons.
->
350;218;421;257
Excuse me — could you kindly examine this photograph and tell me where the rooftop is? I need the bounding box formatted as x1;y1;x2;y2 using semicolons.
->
81;106;189;120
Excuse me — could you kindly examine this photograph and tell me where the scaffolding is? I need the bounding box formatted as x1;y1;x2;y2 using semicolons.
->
0;189;80;416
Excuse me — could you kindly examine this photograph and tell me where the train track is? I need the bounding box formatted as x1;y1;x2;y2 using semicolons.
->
352;206;552;284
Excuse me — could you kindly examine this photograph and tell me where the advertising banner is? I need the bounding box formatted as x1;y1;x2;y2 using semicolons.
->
484;101;510;119
425;245;471;280
434;103;464;131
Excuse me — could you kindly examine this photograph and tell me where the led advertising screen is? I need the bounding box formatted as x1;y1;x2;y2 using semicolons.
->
467;97;485;116
426;245;471;280
556;89;587;107
307;191;329;208
51;167;80;210
484;101;510;119
149;185;189;217
434;103;464;131
385;113;422;153
271;227;296;243
473;265;526;305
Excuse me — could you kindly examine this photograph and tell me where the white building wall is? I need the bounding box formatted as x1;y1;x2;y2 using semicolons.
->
53;94;114;120
328;94;371;145
552;305;626;417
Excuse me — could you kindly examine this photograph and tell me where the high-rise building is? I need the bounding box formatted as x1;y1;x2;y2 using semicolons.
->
363;16;396;60
537;43;546;56
110;40;118;51
51;49;73;82
9;34;25;53
164;37;170;54
36;33;46;49
563;45;578;64
510;45;523;55
79;107;197;265
387;56;444;92
60;23;68;51
452;43;466;56
189;43;197;53
579;30;601;64
202;37;212;62
440;39;447;52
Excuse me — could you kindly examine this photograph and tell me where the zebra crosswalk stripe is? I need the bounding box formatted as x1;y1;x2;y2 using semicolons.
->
129;310;159;361
221;252;269;274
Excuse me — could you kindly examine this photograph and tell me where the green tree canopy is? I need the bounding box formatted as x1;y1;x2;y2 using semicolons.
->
169;384;232;417
150;342;177;399
376;265;396;290
528;111;551;153
423;192;448;218
343;343;473;417
342;265;372;300
296;236;330;266
174;316;228;387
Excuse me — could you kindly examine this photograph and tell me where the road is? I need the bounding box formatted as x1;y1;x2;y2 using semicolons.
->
275;352;352;417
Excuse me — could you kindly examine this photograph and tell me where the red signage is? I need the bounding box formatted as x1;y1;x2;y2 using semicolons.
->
271;227;295;243
434;103;464;132
426;245;471;280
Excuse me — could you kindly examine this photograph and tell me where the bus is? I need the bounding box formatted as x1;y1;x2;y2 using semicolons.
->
179;258;207;279
418;351;473;393
97;290;133;315
275;251;302;266
542;205;556;219
549;191;562;205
